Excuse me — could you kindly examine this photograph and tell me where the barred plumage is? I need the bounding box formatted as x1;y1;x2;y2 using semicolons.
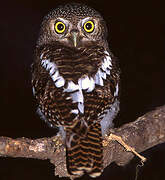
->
32;3;120;178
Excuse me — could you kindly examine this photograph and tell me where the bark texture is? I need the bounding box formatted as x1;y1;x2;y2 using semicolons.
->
0;105;165;179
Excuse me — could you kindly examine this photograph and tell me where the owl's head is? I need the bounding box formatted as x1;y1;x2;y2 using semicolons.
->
37;3;108;48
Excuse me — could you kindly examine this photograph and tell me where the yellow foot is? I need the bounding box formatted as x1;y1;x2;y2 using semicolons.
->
103;133;147;163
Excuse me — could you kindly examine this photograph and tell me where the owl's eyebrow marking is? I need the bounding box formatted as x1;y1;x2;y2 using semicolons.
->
81;17;93;23
56;17;68;22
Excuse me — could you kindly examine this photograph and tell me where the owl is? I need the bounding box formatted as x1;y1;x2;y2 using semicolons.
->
32;3;120;178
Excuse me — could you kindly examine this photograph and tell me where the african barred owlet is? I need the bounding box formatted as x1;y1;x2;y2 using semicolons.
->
32;3;120;178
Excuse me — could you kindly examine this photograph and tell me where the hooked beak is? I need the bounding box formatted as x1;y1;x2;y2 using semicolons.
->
71;31;79;48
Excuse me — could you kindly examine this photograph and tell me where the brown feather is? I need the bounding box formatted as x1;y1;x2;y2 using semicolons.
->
32;3;120;177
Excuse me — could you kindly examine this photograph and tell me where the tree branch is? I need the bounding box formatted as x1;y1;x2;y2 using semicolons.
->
0;105;165;179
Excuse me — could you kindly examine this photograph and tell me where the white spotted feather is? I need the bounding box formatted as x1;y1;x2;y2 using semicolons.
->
40;51;113;115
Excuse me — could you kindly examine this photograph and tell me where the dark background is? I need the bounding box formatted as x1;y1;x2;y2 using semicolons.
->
0;0;165;179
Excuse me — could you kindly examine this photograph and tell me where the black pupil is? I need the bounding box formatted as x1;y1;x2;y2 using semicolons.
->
57;23;64;31
86;23;92;30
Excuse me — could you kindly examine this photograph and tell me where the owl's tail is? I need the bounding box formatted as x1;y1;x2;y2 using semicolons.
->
66;122;103;177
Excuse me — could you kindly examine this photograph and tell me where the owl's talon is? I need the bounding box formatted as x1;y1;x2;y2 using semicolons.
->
107;133;147;163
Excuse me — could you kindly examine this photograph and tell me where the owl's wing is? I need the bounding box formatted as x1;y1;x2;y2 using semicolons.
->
83;52;120;134
32;57;79;128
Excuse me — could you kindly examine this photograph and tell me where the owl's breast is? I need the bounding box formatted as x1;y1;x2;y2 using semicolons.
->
33;43;119;129
56;57;101;83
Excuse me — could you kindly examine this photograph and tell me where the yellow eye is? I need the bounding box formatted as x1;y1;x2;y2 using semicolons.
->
54;21;66;34
83;20;95;33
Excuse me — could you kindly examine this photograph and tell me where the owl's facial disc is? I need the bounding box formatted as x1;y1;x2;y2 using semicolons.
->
49;16;104;48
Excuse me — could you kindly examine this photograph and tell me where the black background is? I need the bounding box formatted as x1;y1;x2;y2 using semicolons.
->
0;0;165;179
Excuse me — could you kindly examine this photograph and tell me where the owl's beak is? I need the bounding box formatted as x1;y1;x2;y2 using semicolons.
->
70;31;79;47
